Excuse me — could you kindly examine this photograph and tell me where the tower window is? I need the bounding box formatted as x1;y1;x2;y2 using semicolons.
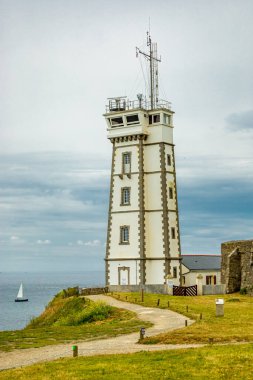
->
110;117;124;126
171;227;176;239
149;114;160;124
153;114;160;123
126;114;139;125
121;187;130;205
163;114;171;125
122;152;131;174
173;267;177;278
167;154;171;166
169;187;173;199
120;226;130;244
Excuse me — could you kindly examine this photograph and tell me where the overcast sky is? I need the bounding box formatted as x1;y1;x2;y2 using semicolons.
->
1;0;253;273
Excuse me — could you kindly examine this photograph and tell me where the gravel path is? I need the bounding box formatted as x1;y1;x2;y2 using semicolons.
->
0;295;200;371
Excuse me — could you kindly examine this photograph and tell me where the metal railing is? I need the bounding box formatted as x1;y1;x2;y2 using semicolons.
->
106;98;171;113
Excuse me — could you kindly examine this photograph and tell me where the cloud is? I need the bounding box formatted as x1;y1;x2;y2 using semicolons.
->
76;239;101;247
226;110;253;131
36;240;51;245
84;240;101;247
10;236;19;241
1;150;253;271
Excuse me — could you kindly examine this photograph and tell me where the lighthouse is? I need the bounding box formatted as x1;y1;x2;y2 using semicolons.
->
104;34;181;289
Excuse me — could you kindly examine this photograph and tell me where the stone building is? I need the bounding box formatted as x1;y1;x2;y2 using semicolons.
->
182;255;221;287
104;35;181;289
221;240;253;293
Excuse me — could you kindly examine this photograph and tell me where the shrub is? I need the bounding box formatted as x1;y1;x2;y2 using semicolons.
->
227;298;240;302
240;288;247;295
56;302;113;326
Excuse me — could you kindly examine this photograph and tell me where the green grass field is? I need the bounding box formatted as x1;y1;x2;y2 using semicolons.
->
0;292;151;352
1;344;253;379
111;292;253;344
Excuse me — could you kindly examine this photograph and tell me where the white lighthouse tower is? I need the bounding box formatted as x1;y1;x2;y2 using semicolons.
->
104;34;181;290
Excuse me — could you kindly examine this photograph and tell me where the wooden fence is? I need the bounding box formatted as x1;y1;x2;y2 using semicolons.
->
173;285;197;296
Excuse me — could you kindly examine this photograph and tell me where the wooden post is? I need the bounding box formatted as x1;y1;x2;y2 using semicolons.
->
140;327;145;340
72;345;78;357
186;305;188;312
200;313;202;320
125;296;128;300
185;320;188;327
157;299;160;306
168;301;170;308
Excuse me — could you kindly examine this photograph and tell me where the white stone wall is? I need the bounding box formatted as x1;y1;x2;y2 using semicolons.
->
145;260;165;284
144;173;162;209
105;108;181;286
113;145;139;174
145;212;164;258
109;260;140;285
109;213;139;258
182;266;221;286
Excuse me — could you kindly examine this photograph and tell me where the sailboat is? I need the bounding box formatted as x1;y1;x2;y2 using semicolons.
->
15;283;28;302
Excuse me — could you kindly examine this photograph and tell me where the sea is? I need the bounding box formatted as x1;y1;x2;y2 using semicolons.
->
0;271;104;331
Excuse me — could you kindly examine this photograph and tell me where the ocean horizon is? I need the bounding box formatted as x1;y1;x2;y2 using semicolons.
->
0;271;104;331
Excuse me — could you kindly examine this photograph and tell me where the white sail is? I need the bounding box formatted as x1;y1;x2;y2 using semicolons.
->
17;283;23;299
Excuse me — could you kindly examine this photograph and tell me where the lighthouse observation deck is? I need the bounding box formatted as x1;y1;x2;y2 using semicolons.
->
105;96;172;114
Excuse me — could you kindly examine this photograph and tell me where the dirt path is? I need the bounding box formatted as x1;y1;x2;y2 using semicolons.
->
0;295;200;371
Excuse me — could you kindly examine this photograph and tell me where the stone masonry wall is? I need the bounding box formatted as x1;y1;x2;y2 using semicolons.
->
221;240;253;293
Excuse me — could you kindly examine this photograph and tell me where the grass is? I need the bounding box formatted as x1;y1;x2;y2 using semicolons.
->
0;292;151;352
1;344;253;379
111;292;253;344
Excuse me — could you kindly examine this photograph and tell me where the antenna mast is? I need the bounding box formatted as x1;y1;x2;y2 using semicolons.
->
136;32;161;109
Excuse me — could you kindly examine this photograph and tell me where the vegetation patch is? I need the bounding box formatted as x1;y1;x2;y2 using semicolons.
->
1;344;253;379
111;292;253;344
0;291;151;352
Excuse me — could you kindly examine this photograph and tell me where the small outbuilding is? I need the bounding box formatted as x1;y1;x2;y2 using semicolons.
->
181;255;221;287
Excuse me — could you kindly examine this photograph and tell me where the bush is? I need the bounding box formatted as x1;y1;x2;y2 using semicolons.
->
54;287;79;299
56;302;113;326
240;288;247;295
227;298;240;302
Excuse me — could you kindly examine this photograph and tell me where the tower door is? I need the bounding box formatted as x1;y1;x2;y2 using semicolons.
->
118;266;130;285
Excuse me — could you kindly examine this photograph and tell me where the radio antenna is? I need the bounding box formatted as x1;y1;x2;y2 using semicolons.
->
136;32;161;109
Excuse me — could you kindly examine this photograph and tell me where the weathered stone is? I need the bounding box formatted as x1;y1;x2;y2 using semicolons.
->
221;240;253;294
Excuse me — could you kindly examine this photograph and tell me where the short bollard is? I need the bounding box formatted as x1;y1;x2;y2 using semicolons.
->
215;299;224;317
186;305;189;312
72;345;78;357
140;327;145;340
200;313;203;320
185;320;188;327
157;299;160;306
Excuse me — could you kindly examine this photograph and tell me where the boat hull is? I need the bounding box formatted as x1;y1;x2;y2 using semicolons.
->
15;298;28;302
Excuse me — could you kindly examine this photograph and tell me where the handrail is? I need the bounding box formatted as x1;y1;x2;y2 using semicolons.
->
106;98;171;113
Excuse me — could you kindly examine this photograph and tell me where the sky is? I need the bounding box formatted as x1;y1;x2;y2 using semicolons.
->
1;0;253;272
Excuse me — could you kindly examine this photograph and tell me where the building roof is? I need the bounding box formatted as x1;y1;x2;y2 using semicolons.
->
181;255;221;271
